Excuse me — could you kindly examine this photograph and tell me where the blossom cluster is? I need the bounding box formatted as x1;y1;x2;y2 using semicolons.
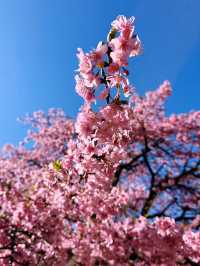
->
0;15;200;266
75;15;141;103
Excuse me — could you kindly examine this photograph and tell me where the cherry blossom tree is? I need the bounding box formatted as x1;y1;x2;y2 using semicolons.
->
0;15;200;266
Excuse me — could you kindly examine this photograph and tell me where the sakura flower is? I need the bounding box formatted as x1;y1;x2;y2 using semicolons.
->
75;75;95;103
154;217;178;237
111;15;135;39
77;48;93;74
90;41;108;66
110;36;137;54
130;35;142;57
110;50;129;66
123;84;134;97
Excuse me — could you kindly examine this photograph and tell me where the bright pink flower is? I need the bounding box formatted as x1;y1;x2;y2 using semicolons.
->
90;41;108;66
158;80;172;97
130;35;142;57
123;85;134;97
155;217;178;237
110;50;129;66
111;15;135;39
82;73;100;88
75;106;97;138
75;75;95;103
110;36;135;53
77;48;93;74
106;74;123;87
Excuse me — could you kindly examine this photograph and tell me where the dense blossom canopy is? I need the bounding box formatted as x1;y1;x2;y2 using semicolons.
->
0;15;200;266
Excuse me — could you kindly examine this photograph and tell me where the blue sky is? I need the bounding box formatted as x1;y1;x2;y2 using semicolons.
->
0;0;200;147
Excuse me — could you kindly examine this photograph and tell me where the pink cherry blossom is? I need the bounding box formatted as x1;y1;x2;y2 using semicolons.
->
77;48;93;74
89;41;108;66
111;15;135;39
75;75;95;103
0;15;200;266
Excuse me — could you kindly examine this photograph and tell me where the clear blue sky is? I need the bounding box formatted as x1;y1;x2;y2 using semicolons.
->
0;0;200;147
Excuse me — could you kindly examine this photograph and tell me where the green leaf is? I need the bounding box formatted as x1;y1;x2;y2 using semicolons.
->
53;160;62;171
